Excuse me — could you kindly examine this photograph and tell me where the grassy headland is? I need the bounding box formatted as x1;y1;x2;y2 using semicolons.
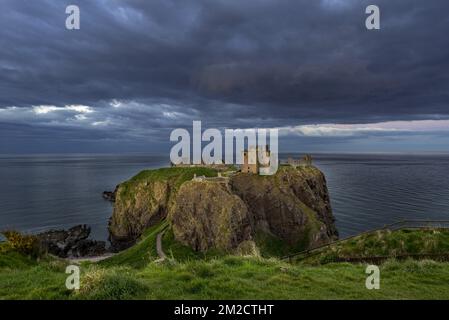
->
296;229;449;264
2;224;449;299
2;166;449;299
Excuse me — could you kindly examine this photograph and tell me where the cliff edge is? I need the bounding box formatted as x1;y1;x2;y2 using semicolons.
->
109;165;338;255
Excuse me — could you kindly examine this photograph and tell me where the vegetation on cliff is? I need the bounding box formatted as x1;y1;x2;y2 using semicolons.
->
100;221;169;268
3;166;449;299
109;165;338;255
109;167;218;249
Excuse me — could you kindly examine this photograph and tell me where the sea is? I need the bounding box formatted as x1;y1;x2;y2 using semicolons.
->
0;153;448;241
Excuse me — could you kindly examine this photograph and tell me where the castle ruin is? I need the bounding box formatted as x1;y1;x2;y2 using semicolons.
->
287;154;313;168
241;146;271;174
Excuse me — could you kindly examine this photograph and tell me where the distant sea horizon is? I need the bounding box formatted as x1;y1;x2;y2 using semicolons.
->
1;152;448;242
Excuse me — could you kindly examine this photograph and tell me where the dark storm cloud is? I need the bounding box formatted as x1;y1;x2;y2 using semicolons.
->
0;0;448;152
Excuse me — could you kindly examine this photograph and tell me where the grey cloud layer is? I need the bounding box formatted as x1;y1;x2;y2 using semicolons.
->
0;0;448;152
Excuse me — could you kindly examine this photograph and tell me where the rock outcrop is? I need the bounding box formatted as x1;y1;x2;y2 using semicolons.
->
108;178;173;251
102;189;117;202
37;225;107;258
230;167;338;249
109;166;338;254
108;167;218;251
169;181;252;252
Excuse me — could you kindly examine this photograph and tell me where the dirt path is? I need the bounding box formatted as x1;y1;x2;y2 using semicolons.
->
70;225;168;264
156;230;167;260
69;253;116;264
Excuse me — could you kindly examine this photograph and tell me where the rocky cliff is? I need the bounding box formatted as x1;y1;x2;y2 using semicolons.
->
108;167;218;250
169;180;253;253
109;165;338;254
37;225;106;258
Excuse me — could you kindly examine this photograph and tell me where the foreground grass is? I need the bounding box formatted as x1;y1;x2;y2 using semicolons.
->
0;249;70;299
1;252;449;299
2;227;449;300
132;257;449;299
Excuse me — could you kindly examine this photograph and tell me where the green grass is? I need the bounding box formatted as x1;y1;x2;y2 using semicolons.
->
0;245;70;299
129;167;218;183
3;251;449;299
132;257;449;299
3;228;449;299
0;264;71;299
123;166;218;189
118;167;219;203
75;266;149;300
0;247;37;269
99;220;169;268
297;229;449;264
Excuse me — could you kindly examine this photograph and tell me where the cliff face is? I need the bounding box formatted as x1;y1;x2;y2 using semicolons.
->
169;181;252;252
109;166;338;254
108;167;217;250
230;166;338;249
108;179;171;250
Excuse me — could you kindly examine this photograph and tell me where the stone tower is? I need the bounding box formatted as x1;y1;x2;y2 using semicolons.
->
241;146;271;174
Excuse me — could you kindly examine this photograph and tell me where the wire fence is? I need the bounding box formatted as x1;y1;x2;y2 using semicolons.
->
281;219;449;261
332;253;449;264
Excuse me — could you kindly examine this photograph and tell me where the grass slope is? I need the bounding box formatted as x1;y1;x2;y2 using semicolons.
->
100;220;168;268
0;244;70;299
2;252;449;299
297;229;449;264
133;257;449;299
2;228;449;299
118;167;219;200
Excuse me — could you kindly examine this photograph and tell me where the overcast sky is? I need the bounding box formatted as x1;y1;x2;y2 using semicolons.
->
0;0;448;154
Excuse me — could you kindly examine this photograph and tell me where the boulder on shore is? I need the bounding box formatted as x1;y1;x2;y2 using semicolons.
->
37;225;107;258
102;185;119;202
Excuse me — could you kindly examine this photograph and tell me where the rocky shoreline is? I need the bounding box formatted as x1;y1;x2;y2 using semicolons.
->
102;186;118;202
36;225;107;258
36;164;338;258
35;185;118;258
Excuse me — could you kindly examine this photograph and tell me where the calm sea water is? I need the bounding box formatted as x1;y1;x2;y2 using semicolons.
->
0;153;448;240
